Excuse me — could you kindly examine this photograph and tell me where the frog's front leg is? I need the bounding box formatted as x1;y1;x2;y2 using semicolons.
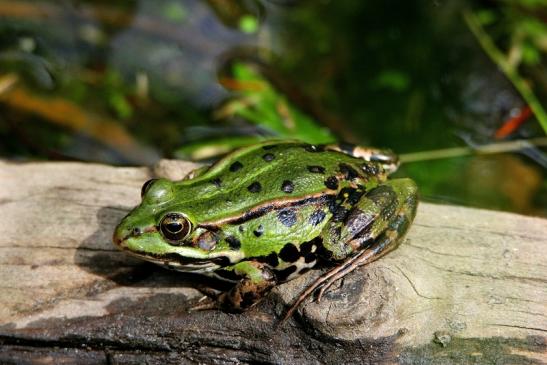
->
218;261;277;311
282;178;417;321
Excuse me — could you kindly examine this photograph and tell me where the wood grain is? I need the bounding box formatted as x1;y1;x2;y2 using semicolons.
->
0;159;545;364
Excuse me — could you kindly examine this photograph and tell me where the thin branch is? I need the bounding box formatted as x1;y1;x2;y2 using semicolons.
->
400;137;547;163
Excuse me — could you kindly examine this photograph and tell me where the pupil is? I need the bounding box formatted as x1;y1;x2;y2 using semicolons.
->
166;222;182;233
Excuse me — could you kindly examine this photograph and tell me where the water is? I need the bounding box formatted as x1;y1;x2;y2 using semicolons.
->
0;0;545;216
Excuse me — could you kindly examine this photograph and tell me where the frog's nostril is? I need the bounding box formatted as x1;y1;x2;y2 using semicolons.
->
112;231;123;245
132;227;142;236
113;225;133;246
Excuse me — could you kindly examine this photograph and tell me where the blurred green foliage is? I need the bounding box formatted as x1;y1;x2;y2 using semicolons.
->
0;0;545;216
175;62;335;159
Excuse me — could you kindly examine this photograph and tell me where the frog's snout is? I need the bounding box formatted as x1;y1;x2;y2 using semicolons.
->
113;224;141;247
112;224;128;247
113;222;157;248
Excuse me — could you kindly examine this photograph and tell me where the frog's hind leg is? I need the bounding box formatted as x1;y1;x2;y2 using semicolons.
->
325;143;399;174
281;178;417;322
319;178;417;297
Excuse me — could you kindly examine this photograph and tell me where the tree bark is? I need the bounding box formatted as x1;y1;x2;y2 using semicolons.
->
0;159;545;364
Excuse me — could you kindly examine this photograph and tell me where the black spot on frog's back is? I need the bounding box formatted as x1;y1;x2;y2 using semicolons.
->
332;206;349;222
362;163;380;176
230;161;243;172
253;224;264;237
324;176;339;190
225;236;241;249
339;163;359;181
338;187;364;205
309;209;326;226
307;165;325;174
247;182;262;193
262;153;275;162
278;209;297;227
281;180;294;194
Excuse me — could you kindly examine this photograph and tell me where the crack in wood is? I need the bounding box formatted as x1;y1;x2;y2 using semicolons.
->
417;256;546;284
0;334;172;353
414;222;545;241
487;324;547;333
393;265;443;300
405;241;473;258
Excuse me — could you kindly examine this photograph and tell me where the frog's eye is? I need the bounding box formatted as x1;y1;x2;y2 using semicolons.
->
160;213;192;243
141;179;158;198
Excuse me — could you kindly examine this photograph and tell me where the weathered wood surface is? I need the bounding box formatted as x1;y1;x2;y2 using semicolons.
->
0;159;545;364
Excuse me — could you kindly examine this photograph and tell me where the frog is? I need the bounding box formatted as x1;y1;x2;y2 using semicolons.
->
113;140;418;320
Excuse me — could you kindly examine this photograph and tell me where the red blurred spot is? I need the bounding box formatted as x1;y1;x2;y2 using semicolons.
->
494;106;533;139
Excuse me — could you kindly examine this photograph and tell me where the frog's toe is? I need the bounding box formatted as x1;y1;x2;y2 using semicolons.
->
188;296;218;312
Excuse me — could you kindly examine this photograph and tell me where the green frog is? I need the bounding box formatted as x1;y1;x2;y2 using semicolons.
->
113;140;417;319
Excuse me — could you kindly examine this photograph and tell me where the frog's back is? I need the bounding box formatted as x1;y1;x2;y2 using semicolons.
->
171;142;380;224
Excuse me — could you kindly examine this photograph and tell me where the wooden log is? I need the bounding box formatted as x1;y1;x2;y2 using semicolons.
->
0;159;545;364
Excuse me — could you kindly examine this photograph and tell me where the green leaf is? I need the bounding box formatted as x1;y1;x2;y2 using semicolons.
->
476;9;496;26
239;15;259;34
223;62;335;144
521;42;541;65
374;70;410;92
162;2;187;23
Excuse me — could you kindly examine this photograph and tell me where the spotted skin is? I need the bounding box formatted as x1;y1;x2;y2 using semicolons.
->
320;179;416;260
281;180;294;193
282;178;418;321
229;161;243;172
113;140;417;315
263;153;275;162
247;182;262;193
279;243;300;263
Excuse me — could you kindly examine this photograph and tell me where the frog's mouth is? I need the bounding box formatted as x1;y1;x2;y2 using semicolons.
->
122;247;231;273
115;232;242;273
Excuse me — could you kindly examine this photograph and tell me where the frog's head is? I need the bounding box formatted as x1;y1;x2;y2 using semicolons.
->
113;178;242;272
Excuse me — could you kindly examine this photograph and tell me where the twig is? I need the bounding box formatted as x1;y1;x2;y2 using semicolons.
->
400;137;547;163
